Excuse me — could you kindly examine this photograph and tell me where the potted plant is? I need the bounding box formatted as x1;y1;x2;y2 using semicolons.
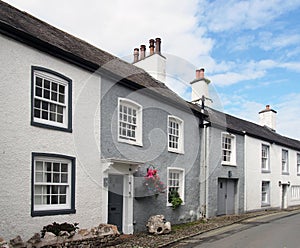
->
168;189;183;209
143;166;166;197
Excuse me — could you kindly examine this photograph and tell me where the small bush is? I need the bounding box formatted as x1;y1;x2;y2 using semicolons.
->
41;222;79;238
168;190;183;210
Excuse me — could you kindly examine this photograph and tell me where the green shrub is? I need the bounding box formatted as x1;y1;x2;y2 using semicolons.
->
168;190;183;210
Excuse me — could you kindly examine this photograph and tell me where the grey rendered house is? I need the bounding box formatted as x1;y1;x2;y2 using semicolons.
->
100;40;205;232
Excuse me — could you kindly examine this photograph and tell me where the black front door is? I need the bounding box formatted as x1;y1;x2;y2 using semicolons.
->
108;174;123;232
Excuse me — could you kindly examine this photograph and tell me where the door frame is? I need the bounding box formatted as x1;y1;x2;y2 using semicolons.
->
102;158;141;234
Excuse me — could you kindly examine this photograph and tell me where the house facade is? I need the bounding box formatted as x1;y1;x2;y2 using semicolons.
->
100;40;203;233
244;106;300;211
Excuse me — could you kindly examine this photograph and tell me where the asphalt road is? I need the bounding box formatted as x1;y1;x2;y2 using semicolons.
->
169;210;300;248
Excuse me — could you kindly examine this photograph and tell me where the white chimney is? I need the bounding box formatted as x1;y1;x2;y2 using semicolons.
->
133;37;166;83
259;105;277;131
190;68;211;107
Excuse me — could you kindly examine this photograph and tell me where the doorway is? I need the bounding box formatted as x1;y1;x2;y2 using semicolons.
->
108;174;123;232
217;178;237;215
281;184;288;209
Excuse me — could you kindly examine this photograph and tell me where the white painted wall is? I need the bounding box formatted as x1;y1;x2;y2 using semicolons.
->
244;135;300;212
0;35;106;240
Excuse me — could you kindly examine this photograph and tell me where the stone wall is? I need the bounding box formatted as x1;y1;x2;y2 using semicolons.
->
0;224;120;248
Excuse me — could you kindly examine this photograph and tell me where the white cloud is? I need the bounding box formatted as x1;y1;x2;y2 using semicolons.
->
274;93;300;139
199;0;300;32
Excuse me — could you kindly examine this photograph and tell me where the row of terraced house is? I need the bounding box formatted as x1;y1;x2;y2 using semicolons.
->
1;1;300;240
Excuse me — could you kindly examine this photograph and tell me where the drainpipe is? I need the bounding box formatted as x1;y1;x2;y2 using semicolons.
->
204;124;209;218
200;114;209;218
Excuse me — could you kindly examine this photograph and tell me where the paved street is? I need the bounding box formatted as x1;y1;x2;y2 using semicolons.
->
169;210;300;248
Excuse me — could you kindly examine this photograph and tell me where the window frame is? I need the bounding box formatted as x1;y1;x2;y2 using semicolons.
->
261;181;270;206
261;144;270;172
167;167;185;207
168;115;184;154
281;149;289;175
31;66;72;132
221;132;236;166
31;152;76;217
117;98;143;146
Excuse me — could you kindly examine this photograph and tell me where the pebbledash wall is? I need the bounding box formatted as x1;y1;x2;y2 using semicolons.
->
0;34;105;240
100;77;202;232
245;135;300;211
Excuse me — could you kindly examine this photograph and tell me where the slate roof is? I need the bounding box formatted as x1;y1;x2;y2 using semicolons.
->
0;0;193;111
206;107;300;151
1;1;299;150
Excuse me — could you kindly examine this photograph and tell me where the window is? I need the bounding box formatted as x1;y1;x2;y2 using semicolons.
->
31;67;72;132
282;149;289;174
118;98;142;146
261;181;270;206
167;168;185;206
31;153;75;216
261;145;270;172
297;153;300;175
168;116;184;153
291;186;300;201
221;133;236;165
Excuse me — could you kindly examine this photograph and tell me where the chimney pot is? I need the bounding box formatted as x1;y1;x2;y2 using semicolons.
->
149;39;155;55
196;68;205;80
266;105;270;110
140;45;146;59
155;38;161;53
133;48;139;63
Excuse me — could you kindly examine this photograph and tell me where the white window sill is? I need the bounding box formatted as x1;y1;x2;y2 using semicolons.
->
221;162;236;167
118;138;143;147
168;148;184;154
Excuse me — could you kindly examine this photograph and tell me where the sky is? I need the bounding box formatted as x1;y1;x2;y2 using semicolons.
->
3;0;300;139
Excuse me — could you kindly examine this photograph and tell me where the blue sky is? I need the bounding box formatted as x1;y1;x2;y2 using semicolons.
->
4;0;300;139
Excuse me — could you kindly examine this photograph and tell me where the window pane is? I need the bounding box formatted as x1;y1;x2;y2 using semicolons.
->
36;77;43;86
59;94;65;103
44;89;50;99
53;173;60;183
61;164;68;172
44;80;50;89
52;185;59;194
59;195;66;204
35;172;43;182
59;85;65;93
51;195;58;204
35;87;42;97
52;82;58;92
53;163;60;172
51;92;57;101
57;114;63;123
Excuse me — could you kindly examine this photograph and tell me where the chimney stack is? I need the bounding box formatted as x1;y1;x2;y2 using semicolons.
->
259;105;277;131
155;38;161;54
133;48;139;63
140;45;146;59
149;39;155;55
191;68;210;106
